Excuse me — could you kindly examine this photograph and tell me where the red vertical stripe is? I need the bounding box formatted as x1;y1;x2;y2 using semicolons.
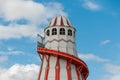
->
44;55;50;80
55;57;60;80
76;67;80;80
38;55;44;80
82;74;85;80
66;61;72;80
53;17;57;26
66;19;70;26
61;16;64;26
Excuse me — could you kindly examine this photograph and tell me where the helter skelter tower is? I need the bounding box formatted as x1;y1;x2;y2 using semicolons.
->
37;15;89;80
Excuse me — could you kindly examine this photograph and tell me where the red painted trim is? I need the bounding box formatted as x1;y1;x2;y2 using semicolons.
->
53;17;57;26
61;16;64;26
66;61;72;80
45;39;75;45
76;67;80;80
55;57;60;80
44;55;50;80
38;55;44;80
84;73;88;80
37;48;89;79
79;66;83;71
82;74;85;80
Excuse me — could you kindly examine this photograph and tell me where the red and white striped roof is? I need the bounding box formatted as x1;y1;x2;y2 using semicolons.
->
48;16;72;27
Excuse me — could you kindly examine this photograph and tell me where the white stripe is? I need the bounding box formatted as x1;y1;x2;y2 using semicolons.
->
57;16;61;26
50;17;56;26
49;16;72;27
63;16;68;26
40;57;47;80
48;56;56;80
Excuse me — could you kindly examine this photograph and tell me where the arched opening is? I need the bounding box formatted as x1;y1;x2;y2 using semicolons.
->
60;28;65;35
52;28;57;35
68;29;72;36
46;30;50;36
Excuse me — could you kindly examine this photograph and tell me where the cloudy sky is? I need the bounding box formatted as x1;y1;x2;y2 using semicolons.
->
0;0;120;80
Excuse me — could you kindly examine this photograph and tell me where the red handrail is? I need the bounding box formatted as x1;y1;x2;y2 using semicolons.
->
37;48;89;78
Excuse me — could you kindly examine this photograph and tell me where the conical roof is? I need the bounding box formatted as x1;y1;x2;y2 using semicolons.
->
48;16;72;27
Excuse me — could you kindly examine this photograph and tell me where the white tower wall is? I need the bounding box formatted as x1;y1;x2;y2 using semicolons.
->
39;55;83;80
37;16;88;80
44;26;76;56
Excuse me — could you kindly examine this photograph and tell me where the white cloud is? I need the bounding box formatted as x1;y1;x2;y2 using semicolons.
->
0;56;8;63
8;47;14;51
105;63;120;74
0;47;24;55
83;0;101;11
0;0;67;40
100;63;120;80
78;53;109;62
0;50;24;55
100;40;111;45
0;24;42;40
0;64;39;80
0;0;66;24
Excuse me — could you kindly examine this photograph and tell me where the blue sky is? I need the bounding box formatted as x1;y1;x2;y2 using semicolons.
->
0;0;120;80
